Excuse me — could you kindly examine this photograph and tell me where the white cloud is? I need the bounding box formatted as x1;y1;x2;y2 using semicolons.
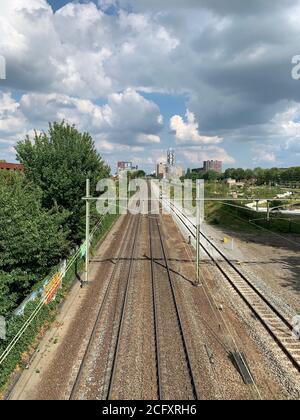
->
0;92;26;133
252;148;276;164
180;145;235;165
137;134;161;144
98;0;118;11
1;0;300;168
0;89;163;154
0;1;179;97
273;105;300;138
170;110;222;144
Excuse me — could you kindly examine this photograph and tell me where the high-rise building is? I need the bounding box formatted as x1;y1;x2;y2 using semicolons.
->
203;160;222;173
156;162;167;179
167;148;175;166
156;149;184;179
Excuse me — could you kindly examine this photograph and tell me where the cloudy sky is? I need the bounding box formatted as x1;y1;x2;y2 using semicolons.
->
1;0;300;172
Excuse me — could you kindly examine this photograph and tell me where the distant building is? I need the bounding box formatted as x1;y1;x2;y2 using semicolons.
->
117;161;138;174
0;162;24;172
167;148;175;166
203;160;222;173
192;167;205;174
226;178;245;188
156;149;184;180
117;161;132;172
156;162;168;179
166;165;185;179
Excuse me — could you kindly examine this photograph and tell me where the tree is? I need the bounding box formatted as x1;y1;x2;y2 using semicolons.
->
244;169;254;180
203;170;220;181
0;172;69;315
128;170;146;180
16;121;110;243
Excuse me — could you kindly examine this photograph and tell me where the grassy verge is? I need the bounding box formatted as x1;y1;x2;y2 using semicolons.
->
205;201;300;234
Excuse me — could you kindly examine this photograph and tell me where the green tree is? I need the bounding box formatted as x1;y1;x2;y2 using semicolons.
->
128;170;146;180
203;170;220;181
244;169;254;180
0;172;69;315
16;122;110;243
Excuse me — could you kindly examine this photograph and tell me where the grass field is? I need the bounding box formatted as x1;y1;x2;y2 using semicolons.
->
205;201;300;234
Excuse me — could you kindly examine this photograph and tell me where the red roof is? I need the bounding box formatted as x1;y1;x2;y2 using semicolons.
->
0;162;24;171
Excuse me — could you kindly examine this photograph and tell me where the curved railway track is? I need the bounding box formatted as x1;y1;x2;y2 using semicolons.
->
163;198;300;374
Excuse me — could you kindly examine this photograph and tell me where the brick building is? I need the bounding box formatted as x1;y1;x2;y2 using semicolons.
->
0;162;24;172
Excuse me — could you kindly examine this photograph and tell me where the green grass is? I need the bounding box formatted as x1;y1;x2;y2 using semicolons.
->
205;202;258;232
205;201;300;235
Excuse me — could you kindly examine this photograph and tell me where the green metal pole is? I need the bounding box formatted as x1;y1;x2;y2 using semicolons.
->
196;180;200;286
267;200;270;222
86;179;90;283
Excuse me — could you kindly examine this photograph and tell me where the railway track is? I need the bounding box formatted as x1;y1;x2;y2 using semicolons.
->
164;199;300;374
69;213;141;400
149;186;200;400
104;213;141;399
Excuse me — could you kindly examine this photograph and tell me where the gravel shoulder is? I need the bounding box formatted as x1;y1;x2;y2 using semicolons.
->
8;211;298;400
203;223;300;314
162;215;293;400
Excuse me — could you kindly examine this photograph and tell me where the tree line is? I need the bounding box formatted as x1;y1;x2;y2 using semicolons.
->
184;166;300;184
0;121;109;316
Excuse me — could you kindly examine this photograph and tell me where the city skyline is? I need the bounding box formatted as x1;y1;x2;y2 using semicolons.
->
1;1;300;173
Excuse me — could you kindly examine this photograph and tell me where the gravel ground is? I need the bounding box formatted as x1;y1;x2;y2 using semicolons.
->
8;205;298;400
203;224;300;315
162;215;293;400
71;215;141;400
150;214;196;400
105;215;157;400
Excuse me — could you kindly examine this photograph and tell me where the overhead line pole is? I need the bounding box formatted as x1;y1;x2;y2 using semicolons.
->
85;179;90;284
196;180;201;286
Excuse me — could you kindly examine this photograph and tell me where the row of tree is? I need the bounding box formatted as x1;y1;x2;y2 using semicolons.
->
224;167;300;184
0;122;110;316
184;167;300;184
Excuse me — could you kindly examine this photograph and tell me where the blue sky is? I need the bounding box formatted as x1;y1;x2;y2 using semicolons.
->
49;0;71;10
1;0;300;173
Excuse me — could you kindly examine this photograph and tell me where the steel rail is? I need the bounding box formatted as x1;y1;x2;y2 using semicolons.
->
69;214;135;399
148;191;163;400
106;213;142;399
151;210;200;400
165;199;300;373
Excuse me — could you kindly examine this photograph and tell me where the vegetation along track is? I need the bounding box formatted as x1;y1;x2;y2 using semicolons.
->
149;186;200;400
165;199;300;374
69;213;141;400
